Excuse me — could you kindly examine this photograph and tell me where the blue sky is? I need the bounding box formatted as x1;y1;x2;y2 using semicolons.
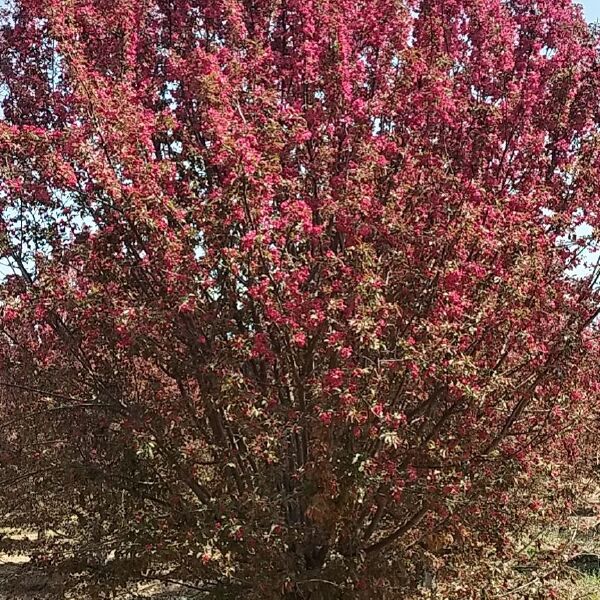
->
581;0;600;22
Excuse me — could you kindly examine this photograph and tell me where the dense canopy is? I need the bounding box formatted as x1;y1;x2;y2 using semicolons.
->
0;0;600;598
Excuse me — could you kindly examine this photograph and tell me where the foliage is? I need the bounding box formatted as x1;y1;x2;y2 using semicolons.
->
0;0;600;597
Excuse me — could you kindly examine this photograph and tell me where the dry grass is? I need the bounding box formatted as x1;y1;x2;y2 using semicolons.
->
537;493;600;599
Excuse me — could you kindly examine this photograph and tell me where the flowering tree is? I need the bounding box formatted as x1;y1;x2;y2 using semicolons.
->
0;0;600;597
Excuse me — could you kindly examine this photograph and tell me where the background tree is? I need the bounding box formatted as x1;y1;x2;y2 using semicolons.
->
0;0;600;598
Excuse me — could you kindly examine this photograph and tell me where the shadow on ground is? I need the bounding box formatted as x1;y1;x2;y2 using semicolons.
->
0;559;189;599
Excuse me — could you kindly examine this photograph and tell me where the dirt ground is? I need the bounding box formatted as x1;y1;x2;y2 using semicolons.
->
1;507;600;600
0;529;186;600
